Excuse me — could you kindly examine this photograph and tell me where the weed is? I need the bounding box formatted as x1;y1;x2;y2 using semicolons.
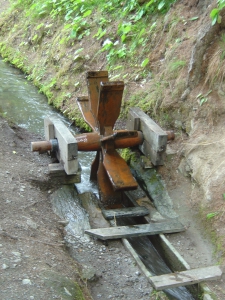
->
206;212;220;220
210;0;225;25
196;90;212;106
168;59;186;72
120;148;137;164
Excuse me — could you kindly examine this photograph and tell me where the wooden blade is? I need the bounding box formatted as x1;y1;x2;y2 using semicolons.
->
97;159;122;206
103;149;138;191
77;96;98;132
90;150;100;181
97;82;124;134
86;71;108;120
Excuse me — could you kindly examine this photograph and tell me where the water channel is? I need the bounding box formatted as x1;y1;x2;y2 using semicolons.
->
0;58;195;300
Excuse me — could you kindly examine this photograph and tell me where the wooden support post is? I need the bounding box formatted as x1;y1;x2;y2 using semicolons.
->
44;117;79;175
126;108;168;165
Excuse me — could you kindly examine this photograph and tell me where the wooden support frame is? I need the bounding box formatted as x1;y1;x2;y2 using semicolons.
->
126;107;168;165
44;117;79;175
150;266;222;290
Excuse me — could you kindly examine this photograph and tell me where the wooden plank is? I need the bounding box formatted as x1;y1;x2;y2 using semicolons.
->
103;149;138;191
97;81;124;134
126;107;167;165
86;71;108;118
150;266;222;290
44;118;55;140
47;117;78;175
102;206;149;220
85;220;185;240
48;163;81;184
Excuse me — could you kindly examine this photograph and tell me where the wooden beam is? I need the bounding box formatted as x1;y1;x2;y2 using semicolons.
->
126;108;168;165
85;220;185;240
45;117;78;175
102;206;149;220
150;266;222;290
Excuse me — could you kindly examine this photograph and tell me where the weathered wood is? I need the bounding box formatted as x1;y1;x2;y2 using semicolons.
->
85;220;185;240
86;71;108;118
126;108;167;165
48;163;81;184
150;266;222;290
77;96;99;132
102;206;149;220
45;117;78;175
103;150;138;191
44;118;55;141
97;81;124;134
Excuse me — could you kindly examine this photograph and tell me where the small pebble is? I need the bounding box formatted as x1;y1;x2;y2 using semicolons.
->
2;264;9;270
22;279;32;285
135;271;141;276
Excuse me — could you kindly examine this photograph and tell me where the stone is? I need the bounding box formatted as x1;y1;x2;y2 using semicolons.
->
81;265;99;282
26;219;38;229
2;264;9;270
22;279;32;285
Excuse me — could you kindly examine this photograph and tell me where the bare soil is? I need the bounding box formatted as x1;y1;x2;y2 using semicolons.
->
0;117;156;300
0;117;91;299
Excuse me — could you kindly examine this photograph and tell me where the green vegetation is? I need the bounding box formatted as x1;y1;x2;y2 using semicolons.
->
10;0;176;70
196;90;212;106
206;212;220;219
120;148;137;164
0;0;178;130
210;0;225;25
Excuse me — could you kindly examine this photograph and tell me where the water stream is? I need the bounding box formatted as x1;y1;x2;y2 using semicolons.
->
0;58;98;195
0;58;195;300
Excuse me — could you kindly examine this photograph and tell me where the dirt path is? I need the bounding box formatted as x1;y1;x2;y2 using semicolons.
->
0;117;156;300
0;117;92;299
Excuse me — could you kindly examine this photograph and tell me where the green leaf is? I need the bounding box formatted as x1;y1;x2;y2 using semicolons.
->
189;16;199;21
141;58;149;68
223;193;225;200
206;212;219;219
210;8;219;19
158;1;165;10
121;34;126;42
210;8;219;25
83;9;92;17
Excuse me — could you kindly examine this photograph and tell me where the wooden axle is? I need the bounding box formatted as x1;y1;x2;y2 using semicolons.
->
31;139;58;152
31;130;144;153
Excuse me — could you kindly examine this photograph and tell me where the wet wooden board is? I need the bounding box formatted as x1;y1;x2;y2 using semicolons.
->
150;266;222;290
102;206;149;220
85;220;185;240
103;150;138;191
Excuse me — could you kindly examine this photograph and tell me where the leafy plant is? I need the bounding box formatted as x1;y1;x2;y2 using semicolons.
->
141;58;149;68
206;212;220;219
210;0;225;25
196;90;212;106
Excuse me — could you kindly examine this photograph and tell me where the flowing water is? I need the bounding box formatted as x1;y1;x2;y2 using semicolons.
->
0;58;196;300
0;58;98;195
